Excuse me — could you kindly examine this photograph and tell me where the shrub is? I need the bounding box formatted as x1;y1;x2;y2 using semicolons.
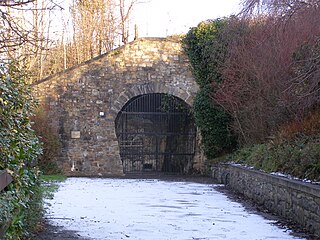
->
32;105;62;174
228;136;320;181
193;86;236;159
211;5;320;145
183;19;237;159
0;61;43;239
183;19;228;88
290;36;320;112
278;108;320;141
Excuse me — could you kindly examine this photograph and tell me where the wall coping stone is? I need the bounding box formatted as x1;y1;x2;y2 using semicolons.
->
227;164;320;198
212;163;320;237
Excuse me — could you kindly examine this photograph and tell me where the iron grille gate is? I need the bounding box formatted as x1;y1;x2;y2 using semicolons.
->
115;93;196;173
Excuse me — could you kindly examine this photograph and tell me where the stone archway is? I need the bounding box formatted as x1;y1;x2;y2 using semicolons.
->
111;82;195;116
32;38;204;176
114;92;196;174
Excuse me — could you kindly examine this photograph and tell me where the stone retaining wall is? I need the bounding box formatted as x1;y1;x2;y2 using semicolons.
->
212;164;320;237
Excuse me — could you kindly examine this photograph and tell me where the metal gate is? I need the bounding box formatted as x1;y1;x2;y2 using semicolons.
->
115;93;196;173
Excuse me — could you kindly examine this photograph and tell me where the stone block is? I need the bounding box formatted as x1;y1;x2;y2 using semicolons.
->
71;131;81;139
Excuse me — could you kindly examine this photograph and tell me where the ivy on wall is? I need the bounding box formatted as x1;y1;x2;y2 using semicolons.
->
183;19;227;88
0;62;43;239
183;19;237;159
184;7;320;181
193;86;236;159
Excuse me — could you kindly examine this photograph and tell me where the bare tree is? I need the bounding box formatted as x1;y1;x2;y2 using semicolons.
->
0;0;139;81
70;0;138;63
70;0;118;63
0;2;35;55
240;0;320;16
119;0;137;44
212;3;320;144
0;0;64;83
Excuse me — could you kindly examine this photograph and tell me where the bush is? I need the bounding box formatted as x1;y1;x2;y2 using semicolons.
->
193;86;236;159
278;107;320;141
183;19;228;88
184;3;320;178
0;61;43;239
211;5;320;145
228;135;320;181
183;19;237;159
32;105;62;174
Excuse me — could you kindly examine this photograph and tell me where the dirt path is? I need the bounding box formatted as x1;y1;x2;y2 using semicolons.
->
34;220;89;240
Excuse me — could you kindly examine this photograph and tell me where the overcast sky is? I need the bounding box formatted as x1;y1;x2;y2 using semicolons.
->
132;0;242;37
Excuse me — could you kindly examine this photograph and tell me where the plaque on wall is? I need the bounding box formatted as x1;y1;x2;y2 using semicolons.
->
71;131;81;139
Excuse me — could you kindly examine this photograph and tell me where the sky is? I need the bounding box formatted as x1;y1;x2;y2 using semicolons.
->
50;0;243;43
132;0;243;38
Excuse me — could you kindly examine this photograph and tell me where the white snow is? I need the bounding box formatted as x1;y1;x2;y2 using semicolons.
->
46;178;305;240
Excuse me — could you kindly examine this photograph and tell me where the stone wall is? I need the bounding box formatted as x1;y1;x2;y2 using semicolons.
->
32;37;202;176
212;164;320;237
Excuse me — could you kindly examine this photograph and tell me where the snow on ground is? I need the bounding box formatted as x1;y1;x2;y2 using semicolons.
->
45;178;305;240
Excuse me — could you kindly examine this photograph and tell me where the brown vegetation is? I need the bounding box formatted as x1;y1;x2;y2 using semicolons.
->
31;104;62;174
211;3;320;145
278;107;320;141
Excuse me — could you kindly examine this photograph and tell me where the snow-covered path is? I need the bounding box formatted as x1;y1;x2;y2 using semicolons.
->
45;178;305;240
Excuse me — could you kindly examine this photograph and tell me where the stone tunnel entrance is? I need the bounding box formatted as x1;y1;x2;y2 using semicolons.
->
115;93;196;174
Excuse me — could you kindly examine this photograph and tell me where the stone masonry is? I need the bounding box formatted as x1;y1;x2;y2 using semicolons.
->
212;164;320;237
32;37;202;176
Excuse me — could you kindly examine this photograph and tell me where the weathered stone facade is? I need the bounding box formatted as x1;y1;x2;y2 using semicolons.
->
212;164;320;237
32;37;202;176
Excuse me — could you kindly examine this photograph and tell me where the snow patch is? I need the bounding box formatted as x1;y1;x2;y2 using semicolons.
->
45;178;305;240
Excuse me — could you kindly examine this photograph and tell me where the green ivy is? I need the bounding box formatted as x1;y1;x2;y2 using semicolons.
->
0;62;43;239
193;86;236;159
183;19;237;159
183;19;228;87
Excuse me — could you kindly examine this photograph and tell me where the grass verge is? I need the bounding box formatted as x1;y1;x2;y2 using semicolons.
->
211;135;320;182
40;175;67;200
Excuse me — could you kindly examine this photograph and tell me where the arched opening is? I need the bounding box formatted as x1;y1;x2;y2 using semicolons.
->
115;93;196;174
